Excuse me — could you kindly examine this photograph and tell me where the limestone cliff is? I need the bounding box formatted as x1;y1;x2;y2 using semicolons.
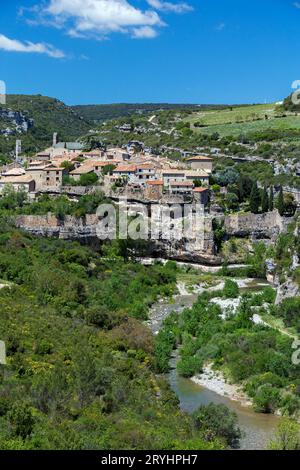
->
14;213;219;265
223;210;289;240
14;209;291;266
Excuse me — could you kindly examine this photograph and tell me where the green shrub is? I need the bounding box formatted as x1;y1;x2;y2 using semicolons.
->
193;403;242;448
223;279;239;298
253;384;281;413
177;356;202;378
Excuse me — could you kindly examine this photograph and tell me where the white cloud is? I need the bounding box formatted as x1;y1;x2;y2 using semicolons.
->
43;0;163;38
26;0;193;40
294;2;300;9
0;33;65;58
146;1;193;14
132;26;158;39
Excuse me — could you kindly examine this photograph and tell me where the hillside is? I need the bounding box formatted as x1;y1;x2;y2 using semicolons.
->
0;95;91;161
82;101;300;189
72;103;233;124
0;225;226;450
185;103;300;137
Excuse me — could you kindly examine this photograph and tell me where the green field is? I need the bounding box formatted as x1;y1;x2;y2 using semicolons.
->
186;103;300;137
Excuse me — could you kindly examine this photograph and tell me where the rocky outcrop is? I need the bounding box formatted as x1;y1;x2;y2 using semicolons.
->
223;210;289;240
0;108;34;135
275;279;300;305
14;212;219;265
15;214;98;240
14;208;291;266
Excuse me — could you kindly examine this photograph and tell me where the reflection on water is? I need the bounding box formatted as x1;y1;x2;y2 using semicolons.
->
168;356;280;450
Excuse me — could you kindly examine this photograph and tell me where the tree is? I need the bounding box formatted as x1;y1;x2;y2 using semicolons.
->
215;169;239;186
60;161;75;172
225;192;239;211
8;403;35;439
249;181;260;214
102;164;116;176
261;187;269;213
269;186;274;211
237;175;253;202
253;384;281;413
79;172;98;186
0;185;28;210
277;187;285;216
268;418;300;450
283;194;297;217
212;219;225;253
193;403;242;448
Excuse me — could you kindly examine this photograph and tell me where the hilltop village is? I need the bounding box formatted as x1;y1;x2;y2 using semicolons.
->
0;137;212;207
1;123;300;452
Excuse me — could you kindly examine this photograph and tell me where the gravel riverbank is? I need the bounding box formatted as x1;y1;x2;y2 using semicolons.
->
191;364;253;408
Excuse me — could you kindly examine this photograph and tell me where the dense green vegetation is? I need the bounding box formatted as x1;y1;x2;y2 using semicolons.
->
0;226;231;450
268;418;300;450
72;103;229;124
155;283;300;418
0;188;108;219
193;404;242;449
2;95;299;193
0;95;91;160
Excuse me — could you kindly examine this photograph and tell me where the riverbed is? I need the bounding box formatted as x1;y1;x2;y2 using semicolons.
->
148;282;281;450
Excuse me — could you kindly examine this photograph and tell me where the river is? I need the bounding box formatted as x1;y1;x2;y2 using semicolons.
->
148;287;281;450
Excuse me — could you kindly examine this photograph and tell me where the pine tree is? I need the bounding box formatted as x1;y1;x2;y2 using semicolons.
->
277;187;285;216
249;181;260;214
261;187;269;213
269;186;274;211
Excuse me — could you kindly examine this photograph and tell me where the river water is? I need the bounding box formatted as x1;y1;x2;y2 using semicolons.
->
148;289;281;450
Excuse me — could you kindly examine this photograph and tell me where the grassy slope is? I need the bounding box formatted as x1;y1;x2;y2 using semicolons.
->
186;103;300;137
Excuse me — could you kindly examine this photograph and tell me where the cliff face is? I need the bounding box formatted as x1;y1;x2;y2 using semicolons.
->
0;108;34;135
223;210;289;240
14;209;290;265
15;214;98;240
14;213;219;264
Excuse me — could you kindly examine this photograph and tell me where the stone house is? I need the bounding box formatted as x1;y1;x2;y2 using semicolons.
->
0;175;35;194
135;164;157;185
193;187;209;206
169;180;194;195
162;170;186;186
26;163;49;191
43;164;66;188
186;156;213;173
145;180;164;200
185;170;210;186
112;165;137;183
107;148;130;161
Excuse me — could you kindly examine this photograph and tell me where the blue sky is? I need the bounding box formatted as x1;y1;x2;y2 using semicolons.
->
0;0;299;104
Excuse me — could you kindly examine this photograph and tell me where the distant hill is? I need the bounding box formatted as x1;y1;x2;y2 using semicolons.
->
0;96;234;160
71;103;231;123
0;95;91;160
